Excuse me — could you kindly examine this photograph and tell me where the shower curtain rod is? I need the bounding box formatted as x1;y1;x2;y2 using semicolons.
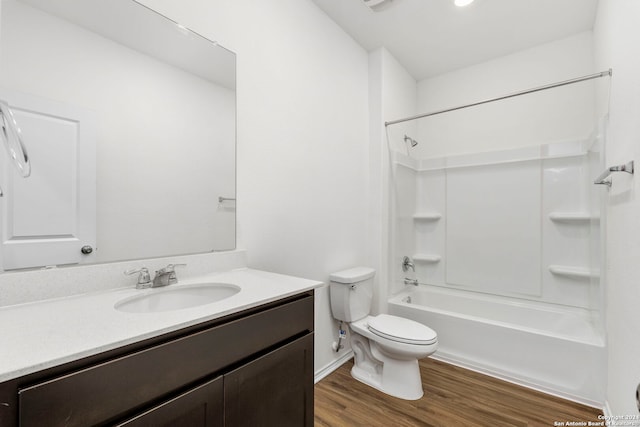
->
384;69;612;127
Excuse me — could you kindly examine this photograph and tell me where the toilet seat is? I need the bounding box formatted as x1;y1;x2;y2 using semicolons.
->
368;314;437;345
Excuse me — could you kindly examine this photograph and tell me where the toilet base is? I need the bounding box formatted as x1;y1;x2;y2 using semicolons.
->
349;332;425;400
351;360;424;400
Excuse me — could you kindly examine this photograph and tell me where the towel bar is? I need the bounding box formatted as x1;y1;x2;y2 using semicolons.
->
594;160;634;187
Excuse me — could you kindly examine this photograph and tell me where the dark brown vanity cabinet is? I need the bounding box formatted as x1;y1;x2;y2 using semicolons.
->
0;292;314;427
116;376;224;427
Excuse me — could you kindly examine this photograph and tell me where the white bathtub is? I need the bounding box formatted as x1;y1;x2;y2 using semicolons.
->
388;286;605;406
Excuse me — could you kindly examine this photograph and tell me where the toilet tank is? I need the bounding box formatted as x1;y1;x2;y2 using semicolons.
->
329;267;375;322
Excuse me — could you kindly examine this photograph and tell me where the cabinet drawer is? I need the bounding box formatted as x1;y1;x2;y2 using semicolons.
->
18;295;313;427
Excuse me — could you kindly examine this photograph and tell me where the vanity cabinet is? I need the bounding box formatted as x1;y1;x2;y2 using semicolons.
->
116;376;224;427
0;292;314;427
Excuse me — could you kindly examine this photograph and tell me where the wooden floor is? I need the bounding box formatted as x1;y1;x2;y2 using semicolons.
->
314;358;603;427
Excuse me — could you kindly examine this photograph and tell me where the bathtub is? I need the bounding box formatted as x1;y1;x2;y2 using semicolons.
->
388;286;605;406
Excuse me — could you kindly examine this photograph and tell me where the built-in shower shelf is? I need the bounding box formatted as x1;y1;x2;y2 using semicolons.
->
413;254;441;263
549;265;599;280
548;212;599;222
413;213;442;221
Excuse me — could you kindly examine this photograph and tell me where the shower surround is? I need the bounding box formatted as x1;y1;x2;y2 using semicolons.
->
388;135;605;405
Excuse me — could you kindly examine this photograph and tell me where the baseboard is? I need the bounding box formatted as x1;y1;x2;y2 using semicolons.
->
431;351;605;411
602;401;612;419
314;350;353;384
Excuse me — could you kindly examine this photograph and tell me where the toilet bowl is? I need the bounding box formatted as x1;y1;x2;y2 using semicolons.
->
349;314;437;399
329;267;438;400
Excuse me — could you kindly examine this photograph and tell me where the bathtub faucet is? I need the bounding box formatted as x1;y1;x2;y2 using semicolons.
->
404;277;418;286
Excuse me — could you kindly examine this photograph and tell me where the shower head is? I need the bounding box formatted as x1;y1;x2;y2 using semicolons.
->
404;135;418;147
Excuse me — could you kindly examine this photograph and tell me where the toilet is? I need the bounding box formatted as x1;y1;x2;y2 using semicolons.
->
329;267;438;400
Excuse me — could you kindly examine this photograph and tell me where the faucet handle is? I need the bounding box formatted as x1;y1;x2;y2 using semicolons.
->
402;256;415;272
125;267;152;288
153;263;186;287
157;263;186;274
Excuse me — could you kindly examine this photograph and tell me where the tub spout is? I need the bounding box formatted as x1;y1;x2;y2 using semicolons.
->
404;277;418;286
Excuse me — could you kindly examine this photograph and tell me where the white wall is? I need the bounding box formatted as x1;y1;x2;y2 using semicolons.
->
414;32;597;159
139;0;371;375
593;0;640;416
368;48;417;314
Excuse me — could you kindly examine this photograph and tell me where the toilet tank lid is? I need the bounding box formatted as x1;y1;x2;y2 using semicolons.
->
329;267;376;284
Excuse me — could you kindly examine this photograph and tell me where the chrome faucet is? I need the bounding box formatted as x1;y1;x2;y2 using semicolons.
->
402;256;415;272
124;267;152;289
404;277;418;286
152;263;186;287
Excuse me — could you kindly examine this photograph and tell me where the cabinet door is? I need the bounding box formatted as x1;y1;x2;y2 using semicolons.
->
115;376;223;427
224;333;314;427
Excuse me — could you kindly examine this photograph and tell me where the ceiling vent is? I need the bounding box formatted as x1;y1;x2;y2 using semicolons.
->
363;0;396;12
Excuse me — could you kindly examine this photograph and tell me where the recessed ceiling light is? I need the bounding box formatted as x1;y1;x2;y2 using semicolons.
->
454;0;475;7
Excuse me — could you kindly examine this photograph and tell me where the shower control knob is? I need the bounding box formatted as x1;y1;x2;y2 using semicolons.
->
81;245;93;255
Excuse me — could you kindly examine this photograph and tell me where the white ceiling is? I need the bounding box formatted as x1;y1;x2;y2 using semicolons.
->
311;0;599;81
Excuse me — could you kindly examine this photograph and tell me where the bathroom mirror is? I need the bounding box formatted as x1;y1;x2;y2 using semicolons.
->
0;0;236;270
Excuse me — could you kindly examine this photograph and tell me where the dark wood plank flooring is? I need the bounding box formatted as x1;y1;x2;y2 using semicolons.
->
315;357;603;427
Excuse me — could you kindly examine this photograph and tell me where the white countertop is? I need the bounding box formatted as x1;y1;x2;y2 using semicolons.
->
0;268;322;383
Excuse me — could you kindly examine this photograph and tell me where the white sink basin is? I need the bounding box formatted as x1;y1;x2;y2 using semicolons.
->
115;283;240;313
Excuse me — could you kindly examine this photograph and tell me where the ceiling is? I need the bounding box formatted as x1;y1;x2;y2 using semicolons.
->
311;0;599;81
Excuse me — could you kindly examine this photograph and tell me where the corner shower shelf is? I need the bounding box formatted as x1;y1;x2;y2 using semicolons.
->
548;265;600;280
412;254;441;263
548;212;599;222
413;213;442;221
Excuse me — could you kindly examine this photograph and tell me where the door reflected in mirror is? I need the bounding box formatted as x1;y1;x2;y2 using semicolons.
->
0;0;236;270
